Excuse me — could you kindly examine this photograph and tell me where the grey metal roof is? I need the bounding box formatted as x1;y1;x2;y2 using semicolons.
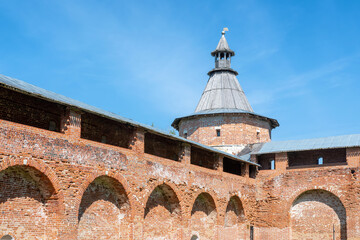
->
172;108;279;130
195;71;253;113
252;134;360;155
172;31;279;131
211;33;235;56
0;74;258;166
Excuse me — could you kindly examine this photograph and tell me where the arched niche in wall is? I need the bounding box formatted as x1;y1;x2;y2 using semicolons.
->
143;183;181;240
0;165;59;239
1;235;14;240
190;192;217;240
190;234;199;240
77;175;131;240
290;189;347;240
223;195;246;240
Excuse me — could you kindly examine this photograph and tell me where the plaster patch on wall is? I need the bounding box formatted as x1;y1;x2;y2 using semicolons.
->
149;162;187;185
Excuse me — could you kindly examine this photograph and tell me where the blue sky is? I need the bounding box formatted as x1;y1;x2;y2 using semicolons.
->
1;0;359;141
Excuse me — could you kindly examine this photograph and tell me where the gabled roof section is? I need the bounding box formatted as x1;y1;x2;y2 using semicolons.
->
0;74;258;166
194;71;253;113
250;134;360;155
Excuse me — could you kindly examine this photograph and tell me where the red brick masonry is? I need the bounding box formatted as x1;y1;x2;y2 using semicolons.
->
1;87;360;240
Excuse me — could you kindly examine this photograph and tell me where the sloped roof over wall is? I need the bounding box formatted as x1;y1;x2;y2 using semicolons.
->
251;134;360;155
0;74;258;166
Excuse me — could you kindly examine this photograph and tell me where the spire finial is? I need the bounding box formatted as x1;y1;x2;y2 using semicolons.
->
222;27;229;35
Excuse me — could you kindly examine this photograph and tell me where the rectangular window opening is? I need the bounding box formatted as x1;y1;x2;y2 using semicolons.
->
288;148;346;168
191;147;217;170
81;112;134;149
257;154;275;170
144;133;181;161
223;157;244;176
0;87;62;132
216;129;221;137
249;165;257;179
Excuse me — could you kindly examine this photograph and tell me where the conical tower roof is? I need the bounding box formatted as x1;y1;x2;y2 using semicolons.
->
195;31;253;113
195;71;253;112
211;30;235;56
172;29;279;131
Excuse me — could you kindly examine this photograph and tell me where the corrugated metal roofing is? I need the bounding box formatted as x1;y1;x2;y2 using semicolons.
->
0;74;258;166
253;134;360;154
195;71;253;113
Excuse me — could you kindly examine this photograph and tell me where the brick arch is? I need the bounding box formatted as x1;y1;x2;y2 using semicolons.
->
143;182;182;217
0;235;14;240
190;192;219;239
190;191;219;217
289;189;347;240
219;195;248;240
143;182;183;240
75;170;134;220
287;186;346;212
142;180;183;212
225;195;246;227
76;172;133;240
0;157;62;197
0;157;65;239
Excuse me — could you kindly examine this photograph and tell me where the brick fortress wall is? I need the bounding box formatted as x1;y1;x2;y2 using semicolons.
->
1;86;360;240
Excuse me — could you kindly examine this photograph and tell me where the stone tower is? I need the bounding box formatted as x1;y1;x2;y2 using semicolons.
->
172;29;279;154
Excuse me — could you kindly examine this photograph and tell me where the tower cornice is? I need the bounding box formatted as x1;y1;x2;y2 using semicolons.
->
207;68;238;76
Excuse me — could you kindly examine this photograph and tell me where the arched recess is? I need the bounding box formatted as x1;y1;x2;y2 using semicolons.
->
0;165;60;239
190;234;199;240
1;235;14;240
191;192;217;240
290;189;347;240
143;183;182;240
222;195;246;240
77;175;131;240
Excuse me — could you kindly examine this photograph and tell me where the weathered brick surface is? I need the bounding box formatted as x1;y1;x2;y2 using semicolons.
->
178;114;272;148
1;95;360;239
0;119;259;239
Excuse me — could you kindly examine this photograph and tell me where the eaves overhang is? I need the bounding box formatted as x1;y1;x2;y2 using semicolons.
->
207;68;238;76
250;134;360;155
172;108;279;131
0;74;258;166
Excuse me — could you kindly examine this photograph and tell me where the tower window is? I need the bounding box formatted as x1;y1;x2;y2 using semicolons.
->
318;157;323;165
216;129;221;137
220;53;224;59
